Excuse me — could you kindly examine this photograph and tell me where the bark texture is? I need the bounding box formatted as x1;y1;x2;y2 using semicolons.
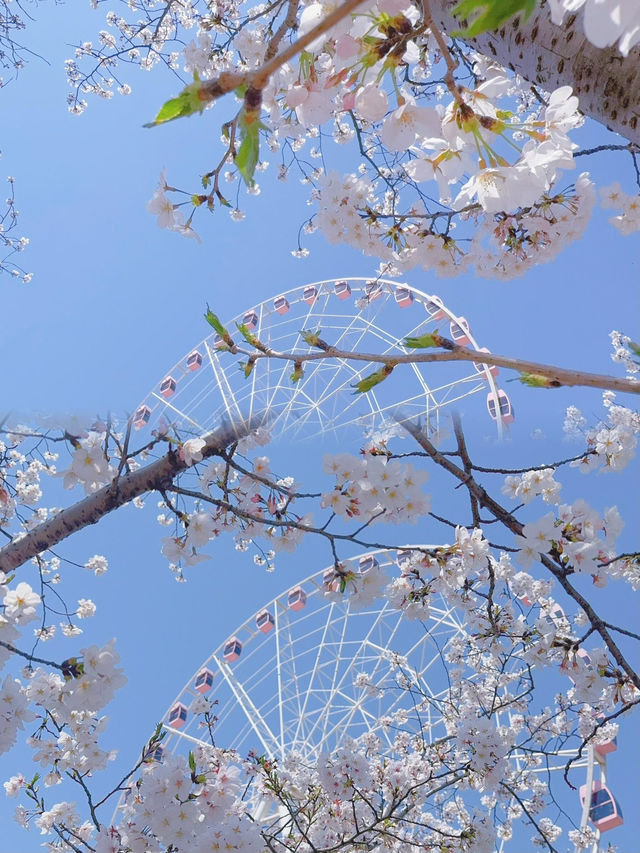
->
430;0;640;146
0;418;256;575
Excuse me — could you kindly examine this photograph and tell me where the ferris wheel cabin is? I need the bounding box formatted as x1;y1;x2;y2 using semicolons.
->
425;295;446;320
450;317;471;346
133;406;151;429
395;287;414;308
223;637;243;662
242;311;259;331
274;296;290;315
473;347;499;379
194;668;215;694
160;376;177;398
303;285;318;305
334;280;351;300
397;548;419;571
288;586;307;611
186;349;203;370
168;702;188;729
359;555;379;574
595;734;618;757
487;391;515;425
579;780;624;832
323;568;340;591
256;609;275;633
365;280;383;300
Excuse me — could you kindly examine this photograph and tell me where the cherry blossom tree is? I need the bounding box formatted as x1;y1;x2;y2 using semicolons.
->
1;321;638;852
1;1;639;852
59;0;640;273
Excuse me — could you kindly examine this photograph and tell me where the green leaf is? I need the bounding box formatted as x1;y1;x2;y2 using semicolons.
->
451;0;538;37
144;77;210;128
205;305;235;348
204;306;227;336
290;362;304;383
627;339;640;358
404;332;440;349
301;329;321;346
188;751;196;773
301;329;329;350
240;360;255;378
235;122;260;187
516;372;562;388
352;365;394;394
144;95;193;127
236;322;259;346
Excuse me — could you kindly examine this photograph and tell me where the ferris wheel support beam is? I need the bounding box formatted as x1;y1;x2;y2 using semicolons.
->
291;601;341;749
211;653;283;758
308;603;402;751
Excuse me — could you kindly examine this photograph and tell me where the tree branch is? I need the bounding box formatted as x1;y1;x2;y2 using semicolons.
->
235;339;640;395
400;412;640;692
0;418;259;575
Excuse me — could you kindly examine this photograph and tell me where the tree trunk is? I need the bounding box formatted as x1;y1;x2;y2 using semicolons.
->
430;0;640;146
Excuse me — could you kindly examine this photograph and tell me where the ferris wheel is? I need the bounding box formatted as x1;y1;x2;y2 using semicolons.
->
132;278;514;441
143;548;593;848
158;549;464;766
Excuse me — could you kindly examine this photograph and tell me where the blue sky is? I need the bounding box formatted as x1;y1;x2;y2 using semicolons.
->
1;3;639;851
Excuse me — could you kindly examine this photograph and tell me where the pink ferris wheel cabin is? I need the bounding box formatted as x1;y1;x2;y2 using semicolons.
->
288;586;307;611
365;280;383;301
334;280;351;300
186;349;203;370
194;668;215;694
487;390;515;425
579;780;624;832
449;317;471;346
303;284;318;305
473;347;499;379
242;311;258;331
424;295;446;320
395;286;414;308
168;702;188;729
273;296;290;315
256;609;275;633
358;555;379;574
223;636;242;662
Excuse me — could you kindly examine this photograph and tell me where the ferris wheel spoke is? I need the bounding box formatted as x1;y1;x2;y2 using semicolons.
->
290;600;345;748
303;602;400;751
204;342;248;429
310;608;411;746
212;653;282;756
275;606;309;754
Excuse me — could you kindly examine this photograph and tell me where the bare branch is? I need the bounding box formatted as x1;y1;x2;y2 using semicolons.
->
235;339;640;395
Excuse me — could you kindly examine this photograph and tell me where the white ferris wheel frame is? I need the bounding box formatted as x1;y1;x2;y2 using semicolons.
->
134;277;508;441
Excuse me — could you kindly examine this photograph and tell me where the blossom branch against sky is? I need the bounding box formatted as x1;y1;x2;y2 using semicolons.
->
226;333;640;395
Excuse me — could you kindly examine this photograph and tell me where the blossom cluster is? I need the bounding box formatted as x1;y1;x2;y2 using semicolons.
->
600;182;640;234
161;450;310;572
61;0;640;279
321;452;430;523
